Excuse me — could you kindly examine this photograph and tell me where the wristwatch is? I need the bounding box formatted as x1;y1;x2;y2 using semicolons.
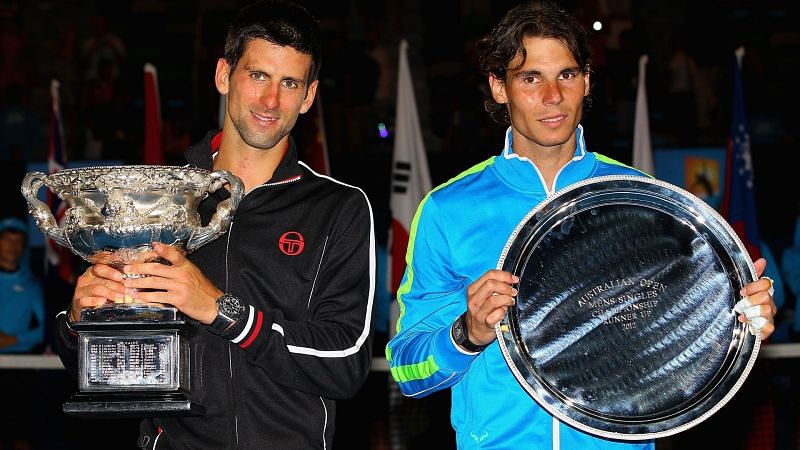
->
451;312;489;353
208;293;246;337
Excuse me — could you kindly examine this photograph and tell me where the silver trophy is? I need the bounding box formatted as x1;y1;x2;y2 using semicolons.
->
496;175;758;440
21;165;244;417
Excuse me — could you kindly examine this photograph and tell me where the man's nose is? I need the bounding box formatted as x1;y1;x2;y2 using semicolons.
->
260;84;280;109
541;80;564;105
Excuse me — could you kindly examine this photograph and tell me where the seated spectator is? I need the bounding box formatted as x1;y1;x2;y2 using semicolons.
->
0;217;44;353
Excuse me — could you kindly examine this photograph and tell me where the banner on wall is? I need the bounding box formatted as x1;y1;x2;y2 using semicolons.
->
653;148;726;210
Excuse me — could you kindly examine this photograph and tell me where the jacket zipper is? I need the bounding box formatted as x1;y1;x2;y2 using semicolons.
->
525;157;569;198
223;174;302;448
547;162;571;197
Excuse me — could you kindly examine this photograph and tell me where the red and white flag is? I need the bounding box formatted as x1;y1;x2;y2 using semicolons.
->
46;79;74;283
143;63;164;165
387;41;433;449
388;40;432;301
304;89;330;175
293;88;330;175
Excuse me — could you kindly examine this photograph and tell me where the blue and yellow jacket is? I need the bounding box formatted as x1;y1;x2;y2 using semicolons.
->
386;126;654;450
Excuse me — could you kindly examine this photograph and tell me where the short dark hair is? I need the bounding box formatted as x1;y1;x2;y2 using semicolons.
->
224;0;322;83
478;1;591;124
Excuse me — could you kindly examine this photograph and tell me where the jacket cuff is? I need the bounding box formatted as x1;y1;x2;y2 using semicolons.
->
432;322;479;373
225;305;267;348
58;310;79;338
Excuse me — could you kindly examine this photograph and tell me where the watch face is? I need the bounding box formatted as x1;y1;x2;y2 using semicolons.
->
453;320;465;342
218;294;242;317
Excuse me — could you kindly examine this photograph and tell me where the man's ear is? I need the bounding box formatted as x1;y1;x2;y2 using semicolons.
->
215;58;231;95
489;74;508;105
299;80;319;114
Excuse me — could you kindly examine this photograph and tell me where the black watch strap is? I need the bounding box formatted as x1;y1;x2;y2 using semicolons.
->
209;293;246;338
451;312;489;353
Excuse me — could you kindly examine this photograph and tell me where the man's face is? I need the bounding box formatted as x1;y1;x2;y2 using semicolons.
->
0;231;25;271
489;36;590;157
215;39;318;151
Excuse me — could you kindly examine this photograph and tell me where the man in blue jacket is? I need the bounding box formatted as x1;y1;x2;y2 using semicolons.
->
386;2;777;449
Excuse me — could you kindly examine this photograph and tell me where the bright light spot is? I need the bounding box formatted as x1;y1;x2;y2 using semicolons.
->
378;122;389;138
593;21;602;31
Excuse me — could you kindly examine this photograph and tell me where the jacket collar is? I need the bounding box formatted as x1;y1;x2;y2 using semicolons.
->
493;124;596;195
184;130;304;184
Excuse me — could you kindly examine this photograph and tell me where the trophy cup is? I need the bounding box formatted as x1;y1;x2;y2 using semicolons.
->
21;165;244;418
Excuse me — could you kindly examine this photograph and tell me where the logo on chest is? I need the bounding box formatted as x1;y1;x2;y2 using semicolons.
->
278;231;305;256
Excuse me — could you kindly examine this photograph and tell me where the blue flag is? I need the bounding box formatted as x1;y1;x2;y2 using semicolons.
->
720;48;761;260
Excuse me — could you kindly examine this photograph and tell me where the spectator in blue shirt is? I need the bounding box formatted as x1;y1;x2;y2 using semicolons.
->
0;216;44;353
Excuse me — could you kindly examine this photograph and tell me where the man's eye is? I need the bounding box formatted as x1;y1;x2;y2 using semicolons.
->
251;73;266;81
523;76;539;84
561;72;578;80
282;79;298;89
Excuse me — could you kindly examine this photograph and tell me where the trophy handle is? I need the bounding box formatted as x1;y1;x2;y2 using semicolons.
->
20;171;70;248
186;169;245;253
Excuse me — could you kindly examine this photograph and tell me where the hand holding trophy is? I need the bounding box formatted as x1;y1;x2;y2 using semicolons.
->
22;165;244;417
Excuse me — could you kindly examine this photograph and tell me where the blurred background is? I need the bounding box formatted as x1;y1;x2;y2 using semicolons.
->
0;0;798;449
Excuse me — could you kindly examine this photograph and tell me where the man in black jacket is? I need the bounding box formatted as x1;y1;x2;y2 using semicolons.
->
55;1;376;448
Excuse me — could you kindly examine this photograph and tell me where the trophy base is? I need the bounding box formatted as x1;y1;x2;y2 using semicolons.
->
64;392;204;418
67;311;204;419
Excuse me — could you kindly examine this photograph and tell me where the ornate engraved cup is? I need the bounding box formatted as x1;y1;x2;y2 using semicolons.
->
22;165;244;417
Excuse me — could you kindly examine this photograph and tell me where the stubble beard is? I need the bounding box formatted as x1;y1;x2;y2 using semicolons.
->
231;113;297;151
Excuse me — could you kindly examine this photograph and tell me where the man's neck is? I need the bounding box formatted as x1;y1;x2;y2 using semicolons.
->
213;135;289;192
514;135;578;191
529;151;573;191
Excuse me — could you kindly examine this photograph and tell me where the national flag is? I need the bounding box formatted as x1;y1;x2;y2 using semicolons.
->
388;39;432;298
632;54;654;175
389;42;433;450
303;90;331;175
143;63;164;165
720;47;761;261
721;48;773;450
46;79;74;283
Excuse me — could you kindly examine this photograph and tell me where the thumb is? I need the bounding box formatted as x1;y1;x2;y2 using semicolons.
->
753;257;766;278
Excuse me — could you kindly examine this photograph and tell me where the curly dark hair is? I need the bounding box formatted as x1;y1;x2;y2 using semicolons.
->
224;0;322;83
477;1;592;125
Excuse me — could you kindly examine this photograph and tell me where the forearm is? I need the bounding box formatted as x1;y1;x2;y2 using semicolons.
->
387;305;477;398
217;304;374;398
211;241;375;398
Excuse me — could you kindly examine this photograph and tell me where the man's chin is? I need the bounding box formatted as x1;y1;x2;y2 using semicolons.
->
238;128;285;151
534;127;577;147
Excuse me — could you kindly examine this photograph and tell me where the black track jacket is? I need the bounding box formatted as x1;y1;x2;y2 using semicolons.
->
55;131;376;449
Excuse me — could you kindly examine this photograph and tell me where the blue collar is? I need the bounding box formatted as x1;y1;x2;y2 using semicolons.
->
493;124;596;195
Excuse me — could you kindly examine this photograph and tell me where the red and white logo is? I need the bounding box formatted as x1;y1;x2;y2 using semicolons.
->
278;231;305;256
